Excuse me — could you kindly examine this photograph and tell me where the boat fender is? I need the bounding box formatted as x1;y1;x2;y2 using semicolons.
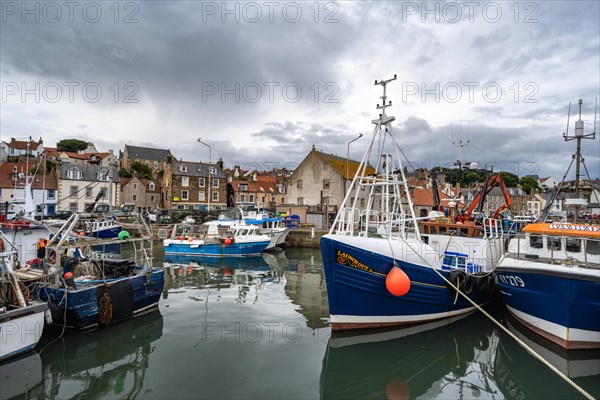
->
474;272;490;293
448;270;474;293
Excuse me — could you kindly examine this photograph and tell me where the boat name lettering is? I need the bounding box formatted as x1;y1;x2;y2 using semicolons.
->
549;224;600;232
498;274;525;288
336;250;374;273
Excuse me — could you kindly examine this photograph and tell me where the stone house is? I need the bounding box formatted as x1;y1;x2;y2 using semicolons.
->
163;160;228;211
285;146;375;227
120;176;162;212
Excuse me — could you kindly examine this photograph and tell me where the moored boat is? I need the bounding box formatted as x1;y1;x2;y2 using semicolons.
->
320;76;497;331
163;220;270;257
496;222;600;349
0;231;47;361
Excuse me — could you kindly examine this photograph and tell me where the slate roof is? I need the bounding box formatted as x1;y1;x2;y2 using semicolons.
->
124;145;172;161
59;163;118;183
172;160;226;178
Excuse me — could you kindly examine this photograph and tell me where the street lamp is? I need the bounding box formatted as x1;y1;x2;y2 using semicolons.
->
197;138;212;211
347;133;363;184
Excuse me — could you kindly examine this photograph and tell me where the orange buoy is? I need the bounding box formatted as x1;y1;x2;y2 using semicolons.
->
385;378;411;400
385;266;410;296
224;238;232;245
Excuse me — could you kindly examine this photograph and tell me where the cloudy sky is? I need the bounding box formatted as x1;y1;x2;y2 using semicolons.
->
1;1;599;179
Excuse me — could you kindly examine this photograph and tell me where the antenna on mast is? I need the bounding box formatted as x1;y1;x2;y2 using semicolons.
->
452;121;470;170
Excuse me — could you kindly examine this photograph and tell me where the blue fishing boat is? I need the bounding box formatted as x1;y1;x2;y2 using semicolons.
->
163;220;270;257
29;212;164;330
320;76;499;330
496;222;600;349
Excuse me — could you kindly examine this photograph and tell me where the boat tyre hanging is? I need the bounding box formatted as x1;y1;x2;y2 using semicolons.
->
474;272;496;295
448;270;474;294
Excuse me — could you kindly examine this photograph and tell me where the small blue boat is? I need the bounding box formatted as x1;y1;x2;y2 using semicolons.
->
163;220;270;257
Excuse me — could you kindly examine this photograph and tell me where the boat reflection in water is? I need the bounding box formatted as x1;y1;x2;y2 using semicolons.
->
162;253;288;304
38;309;163;399
0;351;43;400
321;313;500;399
494;316;600;399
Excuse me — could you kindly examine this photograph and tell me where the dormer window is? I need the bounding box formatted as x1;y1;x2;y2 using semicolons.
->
68;167;82;180
211;166;217;174
179;164;187;173
97;169;109;181
148;182;155;190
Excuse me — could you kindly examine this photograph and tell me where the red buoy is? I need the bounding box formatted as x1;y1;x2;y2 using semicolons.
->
224;238;233;245
64;272;74;279
385;266;410;296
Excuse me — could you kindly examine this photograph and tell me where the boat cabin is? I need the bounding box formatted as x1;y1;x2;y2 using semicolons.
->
507;223;600;266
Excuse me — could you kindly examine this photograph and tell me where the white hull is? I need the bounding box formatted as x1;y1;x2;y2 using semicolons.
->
0;304;46;361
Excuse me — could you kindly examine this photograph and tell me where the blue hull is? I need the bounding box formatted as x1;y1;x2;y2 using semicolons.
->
93;226;122;239
497;267;600;349
39;268;164;330
163;241;269;257
321;236;495;330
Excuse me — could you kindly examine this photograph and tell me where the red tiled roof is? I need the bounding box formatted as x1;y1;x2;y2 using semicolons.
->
7;138;41;151
0;162;57;189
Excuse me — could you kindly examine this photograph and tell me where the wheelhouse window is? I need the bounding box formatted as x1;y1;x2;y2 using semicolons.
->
529;234;543;249
566;238;581;253
547;237;561;251
586;239;600;255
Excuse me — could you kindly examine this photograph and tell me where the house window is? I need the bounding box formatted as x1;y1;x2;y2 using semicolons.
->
277;183;286;193
271;196;275;203
150;195;155;202
298;197;303;205
182;176;189;187
70;186;78;198
182;190;189;200
148;182;155;190
323;179;330;189
132;194;137;201
179;164;187;172
360;198;365;208
240;194;246;202
199;192;205;201
199;178;205;187
69;202;77;213
85;188;93;198
262;196;266;203
281;197;284;203
67;167;82;180
297;180;303;188
212;192;219;201
47;190;56;200
154;161;159;169
133;183;138;190
212;178;219;188
249;194;255;202
240;184;248;191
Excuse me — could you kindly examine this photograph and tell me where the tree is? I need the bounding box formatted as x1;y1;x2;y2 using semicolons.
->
499;172;519;187
57;139;88;152
130;161;153;179
520;176;540;194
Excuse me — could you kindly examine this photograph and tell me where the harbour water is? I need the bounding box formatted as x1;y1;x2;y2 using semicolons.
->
5;247;599;399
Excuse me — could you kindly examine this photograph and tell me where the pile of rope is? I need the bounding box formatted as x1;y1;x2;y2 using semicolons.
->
72;260;103;279
98;285;113;326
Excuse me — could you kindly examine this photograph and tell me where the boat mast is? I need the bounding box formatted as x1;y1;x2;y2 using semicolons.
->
563;98;597;222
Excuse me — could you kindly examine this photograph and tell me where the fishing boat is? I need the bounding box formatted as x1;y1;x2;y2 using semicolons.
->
496;222;600;349
320;76;497;330
19;212;164;330
496;98;600;350
0;231;47;361
163;220;271;257
240;206;290;248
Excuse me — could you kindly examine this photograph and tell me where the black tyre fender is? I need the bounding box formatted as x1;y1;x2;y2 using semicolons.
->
448;270;467;290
